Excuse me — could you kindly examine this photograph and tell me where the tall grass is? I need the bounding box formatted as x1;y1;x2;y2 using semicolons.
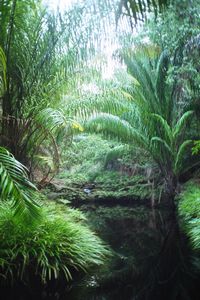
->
0;202;109;285
178;182;200;251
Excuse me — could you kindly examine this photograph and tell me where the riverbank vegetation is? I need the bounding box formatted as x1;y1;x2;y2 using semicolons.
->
0;202;109;286
178;182;200;249
0;0;200;297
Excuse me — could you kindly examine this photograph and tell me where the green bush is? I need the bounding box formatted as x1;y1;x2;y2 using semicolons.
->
58;134;122;183
0;202;109;285
178;182;200;221
178;182;200;251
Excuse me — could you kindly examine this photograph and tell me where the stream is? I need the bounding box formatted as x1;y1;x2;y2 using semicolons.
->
66;204;200;300
2;204;200;299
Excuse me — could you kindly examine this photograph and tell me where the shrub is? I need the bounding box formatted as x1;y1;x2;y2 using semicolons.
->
178;182;200;221
178;182;200;251
0;202;109;286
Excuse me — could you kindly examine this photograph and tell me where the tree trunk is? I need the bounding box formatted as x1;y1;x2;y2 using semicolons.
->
164;172;178;208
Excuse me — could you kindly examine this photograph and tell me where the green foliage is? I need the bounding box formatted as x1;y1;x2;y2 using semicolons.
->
178;182;200;221
0;202;109;285
55;134;157;202
59;134;119;182
116;0;169;25
192;141;200;155
0;146;41;219
0;0;97;117
0;45;6;95
0;108;80;181
148;0;200;54
178;182;200;252
1;0;199;202
147;0;200;116
91;171;153;200
84;51;195;196
0;0;106;176
23;108;83;179
104;145;130;168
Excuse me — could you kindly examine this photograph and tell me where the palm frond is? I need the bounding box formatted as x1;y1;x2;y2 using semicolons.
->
64;90;132;120
125;56;160;114
0;45;6;94
116;0;169;25
152;113;172;144
24;108;79;178
34;108;69;134
0;147;41;219
82;48;195;195
150;136;172;156
174;140;193;175
173;111;194;140
155;50;171;118
85;113;148;148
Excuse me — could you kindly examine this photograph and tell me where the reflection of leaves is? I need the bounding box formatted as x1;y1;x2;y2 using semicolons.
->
84;205;168;297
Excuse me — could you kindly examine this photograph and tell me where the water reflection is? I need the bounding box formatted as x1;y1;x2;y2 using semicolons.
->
67;205;200;300
1;205;200;299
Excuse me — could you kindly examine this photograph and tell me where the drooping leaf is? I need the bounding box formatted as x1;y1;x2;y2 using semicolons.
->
0;147;41;219
173;111;194;140
174;140;193;175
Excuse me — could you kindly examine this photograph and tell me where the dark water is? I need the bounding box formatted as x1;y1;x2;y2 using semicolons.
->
67;205;200;300
2;205;200;299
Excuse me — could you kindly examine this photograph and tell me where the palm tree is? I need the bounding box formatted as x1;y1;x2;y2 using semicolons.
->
84;51;195;201
0;45;75;217
0;0;97;173
0;45;40;218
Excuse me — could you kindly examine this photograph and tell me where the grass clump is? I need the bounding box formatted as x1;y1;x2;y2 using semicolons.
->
0;202;109;286
178;182;200;221
178;182;200;251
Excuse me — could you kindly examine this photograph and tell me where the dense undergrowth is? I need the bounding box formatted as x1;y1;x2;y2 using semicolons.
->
1;0;200;294
54;134;159;203
178;182;200;250
0;202;109;286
